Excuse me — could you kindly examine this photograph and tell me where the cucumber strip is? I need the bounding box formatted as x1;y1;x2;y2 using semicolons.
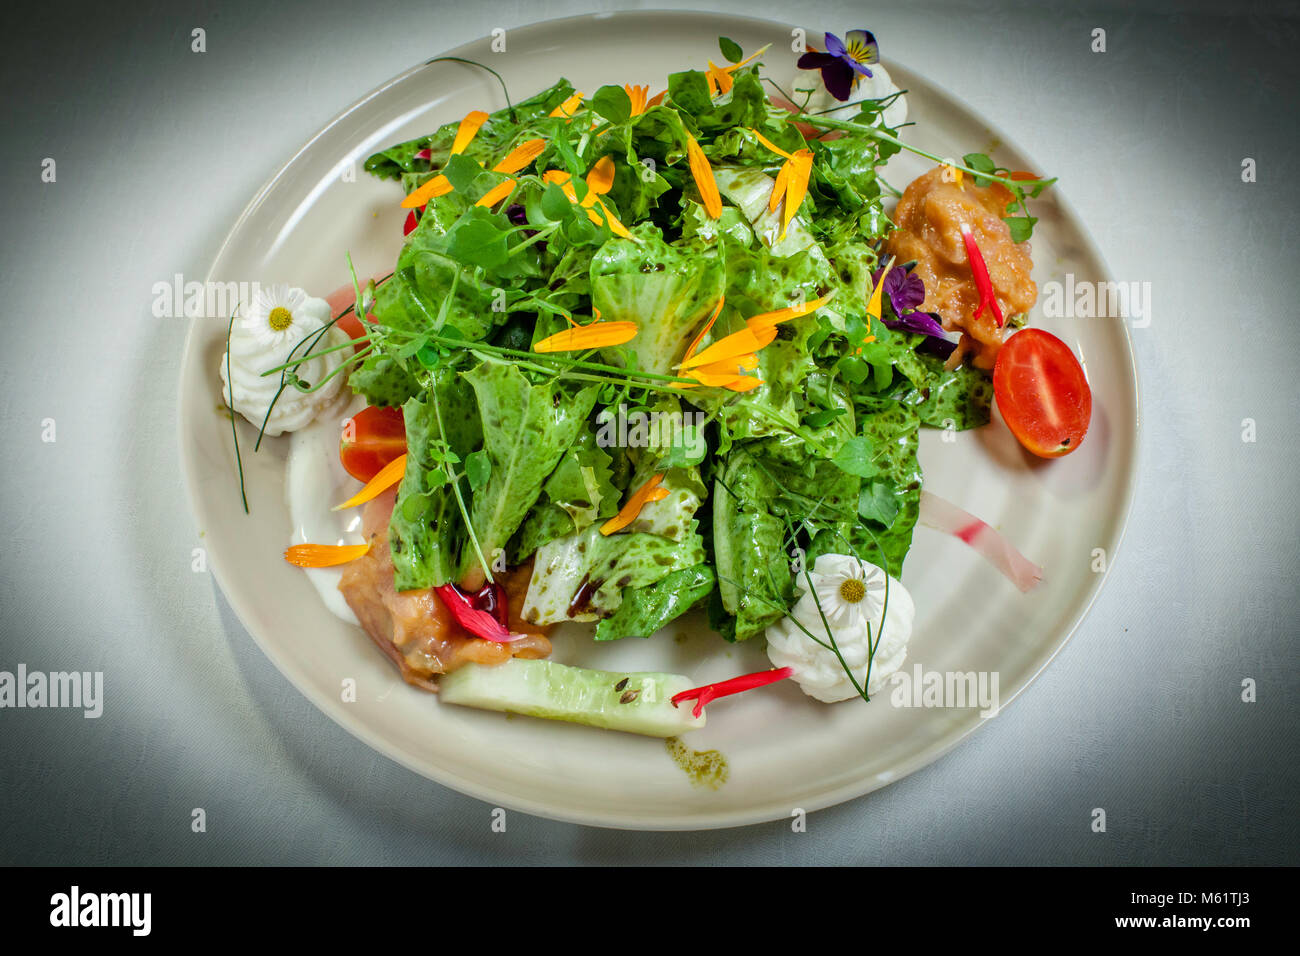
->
439;658;706;737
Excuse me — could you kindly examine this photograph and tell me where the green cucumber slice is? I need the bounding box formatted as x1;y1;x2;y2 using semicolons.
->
439;658;705;737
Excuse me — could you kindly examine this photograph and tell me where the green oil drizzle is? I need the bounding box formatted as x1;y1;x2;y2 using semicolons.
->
665;736;728;790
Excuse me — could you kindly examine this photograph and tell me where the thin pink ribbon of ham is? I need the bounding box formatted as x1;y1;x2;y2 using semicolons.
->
918;491;1043;593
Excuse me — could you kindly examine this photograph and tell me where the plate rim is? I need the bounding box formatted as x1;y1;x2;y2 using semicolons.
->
179;9;1142;831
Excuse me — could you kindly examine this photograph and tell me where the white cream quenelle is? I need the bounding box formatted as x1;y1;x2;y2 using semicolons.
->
797;62;909;131
219;284;350;436
765;553;915;702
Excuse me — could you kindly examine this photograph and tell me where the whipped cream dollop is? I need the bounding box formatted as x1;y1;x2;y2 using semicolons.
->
801;61;909;131
218;284;349;436
765;553;915;702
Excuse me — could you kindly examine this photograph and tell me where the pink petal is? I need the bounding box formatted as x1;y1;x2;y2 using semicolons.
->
918;491;1043;593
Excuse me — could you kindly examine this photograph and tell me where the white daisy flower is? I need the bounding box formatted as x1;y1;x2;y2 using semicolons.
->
766;553;916;702
241;283;330;350
798;552;880;627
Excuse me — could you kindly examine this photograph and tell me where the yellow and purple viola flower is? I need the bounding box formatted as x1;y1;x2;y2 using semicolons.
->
797;30;879;101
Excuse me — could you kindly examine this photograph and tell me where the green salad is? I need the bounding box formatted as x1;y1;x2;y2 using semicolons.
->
345;40;997;647
238;33;1059;730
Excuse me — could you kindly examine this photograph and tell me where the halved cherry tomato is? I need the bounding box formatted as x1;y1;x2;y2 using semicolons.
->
993;328;1092;458
340;405;406;482
324;284;376;345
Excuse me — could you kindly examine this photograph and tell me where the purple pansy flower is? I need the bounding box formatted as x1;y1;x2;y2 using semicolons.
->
872;262;957;358
797;30;879;101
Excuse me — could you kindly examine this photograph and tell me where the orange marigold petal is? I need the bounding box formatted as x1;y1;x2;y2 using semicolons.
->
647;90;666;108
493;138;545;174
600;474;669;535
475;178;517;208
867;258;896;321
333;455;408;511
284;542;371;568
749;127;793;161
768;160;792;214
533;321;639;353
724;43;771;73
706;61;734;96
780;150;814;239
400;174;453;209
549;92;584;118
585;155;616;196
625;84;649;116
594;198;635;239
723;375;764;392
745;293;834;333
681;296;726;367
451;110;490;155
687;136;722;219
680;324;777;370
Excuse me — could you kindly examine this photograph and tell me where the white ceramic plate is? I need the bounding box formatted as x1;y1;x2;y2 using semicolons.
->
179;12;1139;829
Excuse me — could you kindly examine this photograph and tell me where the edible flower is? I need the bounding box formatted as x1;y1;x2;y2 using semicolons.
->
959;223;1005;327
542;162;635;238
748;129;813;240
744;293;833;335
284;542;371;568
686;134;722;219
333;454;407;511
492;137;546;174
600;474;670;535
671;667;795;719
702;44;771;96
533;307;638;353
797;30;878;102
869;260;953;350
765;554;917;702
241;283;330;350
549;92;584;118
400;110;489;209
624;84;665;116
434;584;525;643
474;178;517;208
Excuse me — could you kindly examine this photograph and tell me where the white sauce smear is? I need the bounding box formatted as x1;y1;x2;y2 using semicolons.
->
285;392;369;625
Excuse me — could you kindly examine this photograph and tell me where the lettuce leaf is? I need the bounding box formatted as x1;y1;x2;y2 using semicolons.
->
460;360;598;581
522;524;707;625
588;227;726;376
388;370;482;590
594;565;716;641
